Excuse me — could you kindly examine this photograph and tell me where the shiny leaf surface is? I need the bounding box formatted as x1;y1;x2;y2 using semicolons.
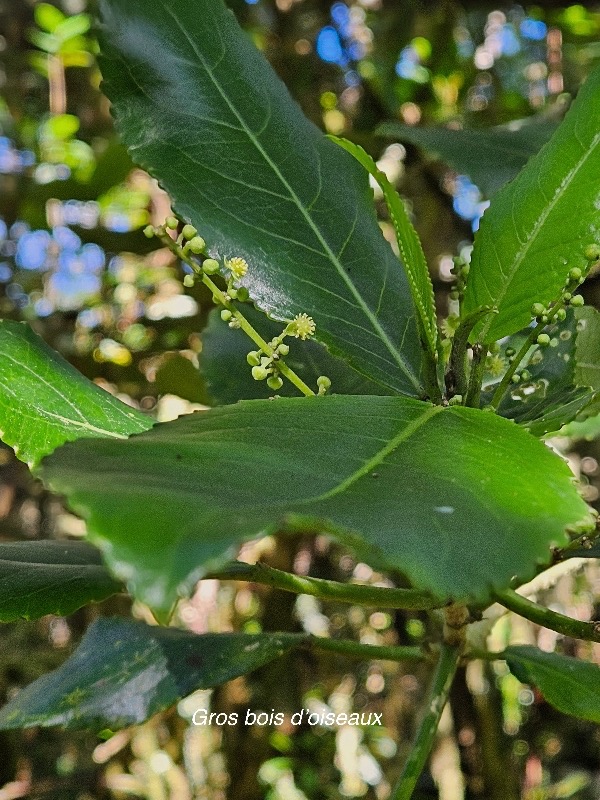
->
97;0;424;396
39;396;592;617
0;321;151;466
0;541;121;622
464;66;600;344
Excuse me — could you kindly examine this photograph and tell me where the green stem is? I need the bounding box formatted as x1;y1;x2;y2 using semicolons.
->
465;648;505;661
390;643;460;800
207;561;443;610
464;344;488;408
307;635;428;663
160;232;315;397
419;330;443;404
447;307;494;399
494;587;600;643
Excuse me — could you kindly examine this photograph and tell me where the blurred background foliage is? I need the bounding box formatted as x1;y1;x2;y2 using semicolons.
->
1;1;600;798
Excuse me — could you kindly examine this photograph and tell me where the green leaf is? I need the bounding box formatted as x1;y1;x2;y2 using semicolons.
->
505;645;600;723
0;618;303;730
485;310;599;437
573;305;600;390
560;412;600;441
0;541;121;622
0;321;152;466
463;65;600;344
97;0;424;397
39;395;591;617
201;306;390;405
329;137;438;364
378;120;557;197
155;353;211;405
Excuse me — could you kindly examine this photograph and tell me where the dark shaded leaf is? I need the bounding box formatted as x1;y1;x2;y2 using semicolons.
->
485;309;598;437
378;120;557;196
0;618;303;730
97;0;424;396
0;541;122;622
201;306;390;404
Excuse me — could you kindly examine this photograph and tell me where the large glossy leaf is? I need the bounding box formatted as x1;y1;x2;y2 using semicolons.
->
201;306;390;404
39;395;591;618
463;65;600;344
378;121;557;197
0;541;121;622
485;309;599;437
505;646;600;723
97;0;424;397
0;321;151;466
0;618;303;730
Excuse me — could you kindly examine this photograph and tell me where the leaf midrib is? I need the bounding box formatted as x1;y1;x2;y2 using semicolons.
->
300;403;443;503
159;1;421;392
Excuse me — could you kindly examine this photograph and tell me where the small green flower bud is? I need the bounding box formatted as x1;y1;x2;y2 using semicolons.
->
584;244;600;261
511;373;521;384
188;236;206;254
563;292;572;301
449;290;459;301
570;294;585;307
556;308;567;321
183;274;195;288
448;395;463;406
143;225;155;238
541;315;549;324
520;369;531;381
166;216;178;230
182;224;198;240
277;343;290;356
228;288;238;299
267;375;284;391
317;375;331;391
221;309;233;322
202;258;220;274
236;287;250;302
252;365;270;381
537;333;551;346
505;347;516;358
531;303;545;318
569;267;583;281
247;351;261;366
228;319;241;329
